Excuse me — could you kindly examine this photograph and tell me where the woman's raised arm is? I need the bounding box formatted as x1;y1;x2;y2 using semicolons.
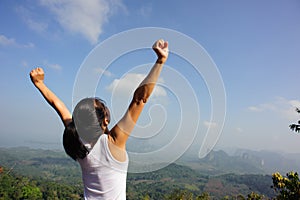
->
30;67;72;127
110;39;169;149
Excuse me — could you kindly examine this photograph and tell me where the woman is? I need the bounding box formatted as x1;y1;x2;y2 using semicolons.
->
30;39;169;199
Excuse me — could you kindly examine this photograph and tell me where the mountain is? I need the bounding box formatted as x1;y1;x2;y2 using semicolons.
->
233;149;300;174
126;162;275;199
0;147;295;199
178;148;300;175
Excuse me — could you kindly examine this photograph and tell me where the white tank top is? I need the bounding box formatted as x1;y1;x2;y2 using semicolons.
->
78;134;128;200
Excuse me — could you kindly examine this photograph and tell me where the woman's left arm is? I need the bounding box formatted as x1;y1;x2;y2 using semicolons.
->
110;39;169;149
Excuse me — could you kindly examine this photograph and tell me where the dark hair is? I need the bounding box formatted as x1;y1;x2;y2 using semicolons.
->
63;98;110;160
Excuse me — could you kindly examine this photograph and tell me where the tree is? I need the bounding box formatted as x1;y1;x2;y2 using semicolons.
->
196;192;211;200
165;189;194;200
22;185;43;200
289;108;300;133
246;192;265;200
272;171;300;199
165;189;211;200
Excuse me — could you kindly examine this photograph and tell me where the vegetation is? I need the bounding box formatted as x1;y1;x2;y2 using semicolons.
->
272;171;300;199
1;147;300;199
0;168;82;199
289;107;300;133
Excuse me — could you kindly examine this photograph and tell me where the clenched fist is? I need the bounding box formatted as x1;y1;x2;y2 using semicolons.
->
152;39;169;64
30;67;45;87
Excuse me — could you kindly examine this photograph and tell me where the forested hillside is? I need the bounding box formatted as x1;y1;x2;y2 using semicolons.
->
0;147;285;199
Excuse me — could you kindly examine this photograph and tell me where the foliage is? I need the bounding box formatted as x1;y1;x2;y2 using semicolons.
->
22;185;42;200
272;171;300;199
0;170;42;199
0;147;82;186
0;168;82;200
1;147;300;199
246;192;266;200
165;189;195;200
217;173;274;198
165;189;210;200
289;108;300;133
126;163;208;199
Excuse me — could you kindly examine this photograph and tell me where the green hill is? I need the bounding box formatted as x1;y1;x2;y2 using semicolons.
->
0;147;277;199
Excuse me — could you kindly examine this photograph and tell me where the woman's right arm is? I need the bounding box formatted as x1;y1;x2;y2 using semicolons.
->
30;67;72;127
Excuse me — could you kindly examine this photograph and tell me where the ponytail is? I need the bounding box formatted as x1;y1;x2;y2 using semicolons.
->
63;121;89;161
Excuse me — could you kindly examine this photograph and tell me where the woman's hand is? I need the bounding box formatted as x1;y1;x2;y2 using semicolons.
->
152;39;169;64
30;67;45;87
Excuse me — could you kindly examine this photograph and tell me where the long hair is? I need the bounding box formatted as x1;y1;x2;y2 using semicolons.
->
63;98;110;160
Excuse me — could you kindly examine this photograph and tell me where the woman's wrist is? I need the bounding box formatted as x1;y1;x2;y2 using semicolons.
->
156;57;167;64
34;81;45;89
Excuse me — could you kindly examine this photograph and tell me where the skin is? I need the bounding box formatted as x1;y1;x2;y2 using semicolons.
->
30;39;169;160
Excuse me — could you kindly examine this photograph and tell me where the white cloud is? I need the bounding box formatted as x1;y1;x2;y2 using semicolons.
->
15;5;48;34
203;120;218;129
0;35;16;46
138;4;152;17
288;99;300;108
106;73;166;97
248;106;263;112
95;67;113;77
247;103;276;112
21;61;61;71
282;99;300;120
39;0;124;44
248;97;300;120
27;18;48;33
152;84;167;98
48;63;62;70
0;35;34;48
235;127;243;134
43;61;62;70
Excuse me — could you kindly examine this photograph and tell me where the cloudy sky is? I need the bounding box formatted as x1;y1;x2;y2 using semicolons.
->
1;0;300;158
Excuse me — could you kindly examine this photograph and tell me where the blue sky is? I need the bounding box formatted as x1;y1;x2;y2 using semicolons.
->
1;0;300;158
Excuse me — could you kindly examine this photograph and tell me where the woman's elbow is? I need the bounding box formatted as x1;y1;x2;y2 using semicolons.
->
133;86;150;104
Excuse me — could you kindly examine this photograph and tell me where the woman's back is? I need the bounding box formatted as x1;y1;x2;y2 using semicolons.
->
78;134;128;200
